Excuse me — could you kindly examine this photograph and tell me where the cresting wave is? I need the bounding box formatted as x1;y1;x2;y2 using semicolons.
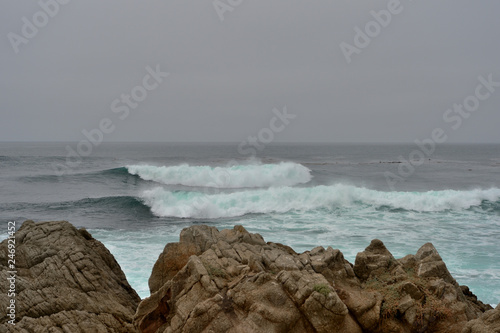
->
140;185;500;219
126;162;312;188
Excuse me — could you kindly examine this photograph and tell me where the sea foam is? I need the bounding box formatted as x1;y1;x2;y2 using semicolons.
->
127;162;312;188
140;185;500;219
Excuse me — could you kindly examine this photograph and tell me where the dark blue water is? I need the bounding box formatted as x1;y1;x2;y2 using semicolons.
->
1;142;499;304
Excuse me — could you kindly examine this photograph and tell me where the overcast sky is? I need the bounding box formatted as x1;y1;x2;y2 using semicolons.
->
1;0;499;143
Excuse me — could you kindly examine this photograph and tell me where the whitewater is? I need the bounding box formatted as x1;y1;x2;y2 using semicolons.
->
140;185;500;219
126;161;312;188
1;142;499;306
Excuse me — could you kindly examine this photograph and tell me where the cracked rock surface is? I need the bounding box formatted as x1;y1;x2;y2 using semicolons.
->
0;220;140;333
135;225;493;333
1;221;494;332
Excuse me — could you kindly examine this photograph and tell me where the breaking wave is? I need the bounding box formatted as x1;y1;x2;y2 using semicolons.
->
126;162;312;188
140;185;500;219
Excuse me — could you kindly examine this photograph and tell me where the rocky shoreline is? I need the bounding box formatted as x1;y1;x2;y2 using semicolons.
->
1;220;498;332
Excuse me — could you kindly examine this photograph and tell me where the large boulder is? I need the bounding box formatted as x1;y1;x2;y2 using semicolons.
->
135;225;492;333
134;225;361;333
353;240;492;333
0;220;140;332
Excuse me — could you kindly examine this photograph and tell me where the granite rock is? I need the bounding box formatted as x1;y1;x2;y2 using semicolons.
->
0;220;140;333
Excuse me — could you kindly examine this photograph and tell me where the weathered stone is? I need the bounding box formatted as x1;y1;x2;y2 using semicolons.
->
415;243;457;284
398;254;417;271
400;281;424;300
341;289;382;331
353;239;399;281
354;239;487;332
148;242;197;294
462;304;500;333
135;226;364;332
0;220;140;333
398;294;415;314
135;226;492;333
310;246;359;288
4;221;491;333
461;285;494;313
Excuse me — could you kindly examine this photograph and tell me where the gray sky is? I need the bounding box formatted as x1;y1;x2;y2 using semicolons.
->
1;0;499;143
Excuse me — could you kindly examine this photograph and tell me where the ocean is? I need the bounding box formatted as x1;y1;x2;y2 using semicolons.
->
1;142;499;306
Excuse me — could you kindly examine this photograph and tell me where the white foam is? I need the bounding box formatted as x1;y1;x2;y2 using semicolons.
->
127;162;312;188
140;185;500;219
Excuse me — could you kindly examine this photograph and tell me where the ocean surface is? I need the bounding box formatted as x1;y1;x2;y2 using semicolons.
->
1;142;499;305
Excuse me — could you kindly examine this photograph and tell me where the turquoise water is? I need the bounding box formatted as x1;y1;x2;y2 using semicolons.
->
1;142;499;305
